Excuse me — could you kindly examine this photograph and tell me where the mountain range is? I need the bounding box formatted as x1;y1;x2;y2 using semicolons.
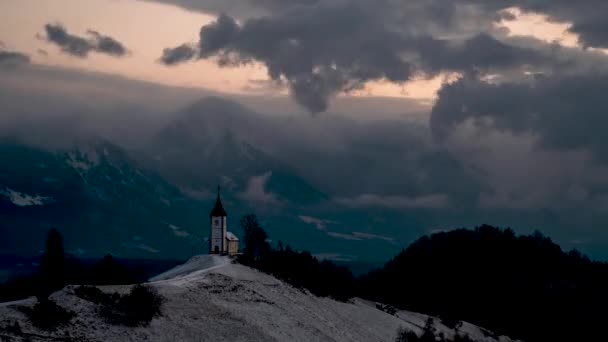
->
0;138;204;258
0;97;410;266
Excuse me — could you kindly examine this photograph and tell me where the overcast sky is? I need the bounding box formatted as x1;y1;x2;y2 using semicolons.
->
1;0;591;103
2;0;608;257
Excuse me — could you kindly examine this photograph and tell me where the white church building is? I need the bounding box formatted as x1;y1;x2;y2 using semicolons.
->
209;187;239;256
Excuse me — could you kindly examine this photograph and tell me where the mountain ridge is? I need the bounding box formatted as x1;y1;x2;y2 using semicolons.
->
0;138;206;259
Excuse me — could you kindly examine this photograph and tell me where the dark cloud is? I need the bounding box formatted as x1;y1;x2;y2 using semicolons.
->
160;43;197;65
162;3;549;113
431;71;608;163
0;63;211;149
198;14;240;58
160;3;416;112
154;0;608;49
158;9;509;113
44;24;128;58
86;30;128;57
242;78;286;94
145;0;316;18
417;33;547;74
0;50;31;67
44;24;92;57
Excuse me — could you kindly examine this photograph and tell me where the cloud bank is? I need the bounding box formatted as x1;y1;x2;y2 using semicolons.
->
153;0;608;50
158;0;605;113
0;49;30;67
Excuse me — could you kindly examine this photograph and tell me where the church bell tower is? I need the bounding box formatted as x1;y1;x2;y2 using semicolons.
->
209;186;227;254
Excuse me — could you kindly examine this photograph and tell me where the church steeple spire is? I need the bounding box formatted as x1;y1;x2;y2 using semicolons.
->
210;185;227;217
208;185;238;255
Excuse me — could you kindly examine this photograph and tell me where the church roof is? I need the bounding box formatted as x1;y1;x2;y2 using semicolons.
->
226;232;239;241
210;186;227;217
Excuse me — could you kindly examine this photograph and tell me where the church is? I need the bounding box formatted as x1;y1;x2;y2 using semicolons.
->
209;187;239;256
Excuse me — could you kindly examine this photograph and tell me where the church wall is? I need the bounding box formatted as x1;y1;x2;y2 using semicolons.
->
227;240;239;256
210;216;226;253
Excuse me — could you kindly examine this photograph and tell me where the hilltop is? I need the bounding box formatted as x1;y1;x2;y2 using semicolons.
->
0;255;516;342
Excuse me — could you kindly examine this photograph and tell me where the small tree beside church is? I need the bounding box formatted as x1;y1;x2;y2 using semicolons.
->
236;214;355;300
240;214;271;265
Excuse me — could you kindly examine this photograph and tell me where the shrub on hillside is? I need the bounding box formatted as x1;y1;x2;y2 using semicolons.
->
440;316;463;330
99;285;164;326
1;321;22;335
419;318;438;342
74;285;109;305
19;298;74;330
452;334;475;342
395;327;419;342
394;320;437;342
394;325;476;342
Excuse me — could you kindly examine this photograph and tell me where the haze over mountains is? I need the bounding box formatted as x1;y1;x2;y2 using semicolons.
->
0;93;412;263
0;138;204;258
1;63;608;265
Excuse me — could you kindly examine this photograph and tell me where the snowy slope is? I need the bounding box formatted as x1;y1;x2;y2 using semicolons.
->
0;256;518;342
149;254;231;282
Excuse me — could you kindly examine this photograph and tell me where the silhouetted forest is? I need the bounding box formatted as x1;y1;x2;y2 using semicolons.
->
359;224;608;342
240;217;608;342
0;229;181;302
1;229;167;331
4;221;608;341
238;214;355;301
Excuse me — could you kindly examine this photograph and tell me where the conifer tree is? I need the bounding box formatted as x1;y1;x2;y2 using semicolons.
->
38;228;65;298
240;214;271;264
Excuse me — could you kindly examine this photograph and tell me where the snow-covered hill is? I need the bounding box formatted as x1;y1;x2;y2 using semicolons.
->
0;256;518;341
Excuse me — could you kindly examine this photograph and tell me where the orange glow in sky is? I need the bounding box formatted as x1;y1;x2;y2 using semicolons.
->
0;0;595;101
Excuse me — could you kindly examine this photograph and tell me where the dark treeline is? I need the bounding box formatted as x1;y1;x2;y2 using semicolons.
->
0;229;181;302
5;220;608;340
238;214;355;301
240;216;608;342
396;318;475;342
358;224;608;342
1;229;167;331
